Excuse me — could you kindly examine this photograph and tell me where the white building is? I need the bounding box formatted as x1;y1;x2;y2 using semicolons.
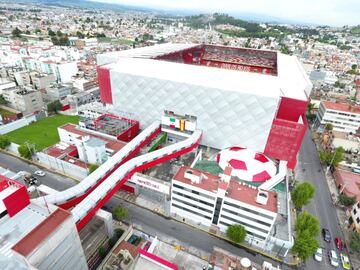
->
316;101;360;133
170;166;290;254
0;176;87;270
22;58;78;83
96;43;312;169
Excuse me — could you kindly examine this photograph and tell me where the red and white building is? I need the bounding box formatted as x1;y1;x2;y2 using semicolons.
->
0;176;87;269
316;101;360;133
170;166;292;256
97;43;312;168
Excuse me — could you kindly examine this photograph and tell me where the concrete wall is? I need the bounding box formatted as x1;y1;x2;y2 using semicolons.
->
0;114;37;135
37;152;87;179
7;142;20;155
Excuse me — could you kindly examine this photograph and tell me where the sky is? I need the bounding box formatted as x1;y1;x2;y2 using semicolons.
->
93;0;360;26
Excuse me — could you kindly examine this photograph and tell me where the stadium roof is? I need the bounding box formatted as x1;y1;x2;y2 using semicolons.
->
97;43;311;101
97;43;197;65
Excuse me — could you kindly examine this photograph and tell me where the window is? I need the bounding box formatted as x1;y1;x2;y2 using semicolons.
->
354;209;357;215
172;197;213;214
172;203;211;220
357;217;360;224
223;201;274;220
219;221;266;240
173;183;215;200
172;191;214;207
221;207;272;227
220;214;270;234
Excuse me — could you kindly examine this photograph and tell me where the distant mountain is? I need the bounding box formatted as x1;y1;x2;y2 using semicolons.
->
4;0;312;26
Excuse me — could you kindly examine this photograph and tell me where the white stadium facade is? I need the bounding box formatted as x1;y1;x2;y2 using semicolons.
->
97;43;312;168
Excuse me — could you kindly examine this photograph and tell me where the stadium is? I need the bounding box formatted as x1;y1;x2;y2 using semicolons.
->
97;43;312;168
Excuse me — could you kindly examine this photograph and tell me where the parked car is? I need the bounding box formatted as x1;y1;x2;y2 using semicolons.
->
322;228;331;242
25;176;38;186
335;237;344;250
313;248;323;262
340;253;350;270
34;170;46;177
329;250;339;267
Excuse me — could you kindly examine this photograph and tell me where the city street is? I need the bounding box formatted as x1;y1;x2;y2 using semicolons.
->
0;152;75;191
0;152;289;269
296;130;344;270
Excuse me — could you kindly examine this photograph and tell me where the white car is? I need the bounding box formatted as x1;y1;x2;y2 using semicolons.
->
340;253;350;270
329;250;339;267
314;248;323;262
34;170;46;177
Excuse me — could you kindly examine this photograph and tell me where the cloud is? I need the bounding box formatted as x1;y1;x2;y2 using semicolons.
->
92;0;359;26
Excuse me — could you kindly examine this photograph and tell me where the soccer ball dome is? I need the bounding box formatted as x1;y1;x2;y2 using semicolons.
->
216;147;276;182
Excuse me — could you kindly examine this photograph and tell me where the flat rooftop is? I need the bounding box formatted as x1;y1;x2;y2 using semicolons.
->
173;166;277;213
322;101;360;114
0;203;58;259
60;123;126;152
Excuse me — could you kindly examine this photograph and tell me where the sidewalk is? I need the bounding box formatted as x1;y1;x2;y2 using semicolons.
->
115;190;299;266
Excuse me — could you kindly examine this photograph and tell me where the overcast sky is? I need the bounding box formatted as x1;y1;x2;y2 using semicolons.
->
93;0;360;26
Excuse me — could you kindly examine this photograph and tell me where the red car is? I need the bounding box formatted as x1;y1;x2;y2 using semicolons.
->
335;237;344;250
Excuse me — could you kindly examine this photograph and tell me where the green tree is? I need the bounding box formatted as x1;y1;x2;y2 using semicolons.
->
0;94;7;105
291;182;316;210
76;31;85;38
325;123;333;130
56;30;63;37
47;100;63;114
338;194;356;206
226;224;247;243
12;27;22;38
48;29;56;36
98;246;107;259
18;144;33;159
59;36;69;46
352;64;357;70
295;211;320;237
292;230;320;261
319;147;344;167
112;206;129;220
0;136;10;149
51;36;59;45
88;164;98;174
350;231;360;253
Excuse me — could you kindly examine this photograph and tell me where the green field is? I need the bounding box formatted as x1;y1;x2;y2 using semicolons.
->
7;115;79;151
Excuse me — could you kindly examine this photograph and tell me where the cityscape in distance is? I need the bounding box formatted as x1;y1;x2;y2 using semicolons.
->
0;0;359;270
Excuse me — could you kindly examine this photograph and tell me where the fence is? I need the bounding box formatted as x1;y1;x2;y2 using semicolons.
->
0;111;46;135
36;152;88;179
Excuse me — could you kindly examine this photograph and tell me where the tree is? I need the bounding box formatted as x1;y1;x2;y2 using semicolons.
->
112;206;129;220
338;194;356;206
292;230;320;261
319;147;344;167
325;123;333;130
76;31;85;39
47;100;63;114
291;182;316;210
51;36;59;45
352;64;357;70
98;246;107;259
88;164;98;174
0;136;10;149
12;27;22;38
0;94;7;105
58;36;69;46
48;29;56;36
56;30;63;37
295;211;320;237
350;231;360;253
226;224;247;243
18;144;33;159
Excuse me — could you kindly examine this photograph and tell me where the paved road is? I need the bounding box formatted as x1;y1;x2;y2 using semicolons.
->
296;130;343;270
0;152;289;269
0;152;75;190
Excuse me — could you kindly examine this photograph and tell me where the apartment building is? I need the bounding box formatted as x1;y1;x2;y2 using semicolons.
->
170;166;278;248
0;176;87;270
316;101;360;133
350;202;360;235
0;87;44;115
23;58;78;83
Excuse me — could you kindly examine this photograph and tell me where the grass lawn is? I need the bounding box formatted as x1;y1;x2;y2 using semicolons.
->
6;114;79;151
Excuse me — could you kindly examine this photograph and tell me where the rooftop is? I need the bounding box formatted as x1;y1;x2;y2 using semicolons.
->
60;123;125;152
173;166;278;213
11;207;71;257
335;169;360;201
98;43;311;101
322;101;360;114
